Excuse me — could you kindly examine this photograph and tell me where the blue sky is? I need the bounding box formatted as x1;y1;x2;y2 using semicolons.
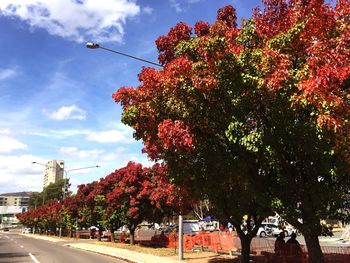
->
0;0;261;194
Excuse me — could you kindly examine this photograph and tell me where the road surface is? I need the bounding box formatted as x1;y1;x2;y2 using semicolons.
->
0;233;126;263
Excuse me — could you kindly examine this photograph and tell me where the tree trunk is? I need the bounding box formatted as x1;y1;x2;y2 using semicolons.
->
110;225;115;243
304;232;324;263
240;235;253;263
129;227;135;245
97;228;102;241
300;200;325;263
232;222;254;263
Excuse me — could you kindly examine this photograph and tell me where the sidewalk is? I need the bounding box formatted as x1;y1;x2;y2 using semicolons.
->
66;242;179;263
21;233;230;263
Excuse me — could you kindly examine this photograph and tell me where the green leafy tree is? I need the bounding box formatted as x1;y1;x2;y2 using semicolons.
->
29;192;45;209
29;179;71;209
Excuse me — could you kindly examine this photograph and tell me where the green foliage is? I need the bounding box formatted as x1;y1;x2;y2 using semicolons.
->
267;20;306;50
29;179;70;208
121;105;138;127
29;192;44;209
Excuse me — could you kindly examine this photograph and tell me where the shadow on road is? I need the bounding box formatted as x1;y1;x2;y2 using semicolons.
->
0;252;29;262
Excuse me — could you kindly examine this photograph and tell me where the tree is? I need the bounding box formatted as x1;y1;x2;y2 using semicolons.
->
114;1;349;262
105;162;190;245
94;171;124;242
75;181;100;231
29;179;70;208
61;196;79;237
28;192;44;209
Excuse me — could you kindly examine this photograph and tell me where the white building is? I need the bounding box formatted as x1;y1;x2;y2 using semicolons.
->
43;160;64;189
0;192;34;228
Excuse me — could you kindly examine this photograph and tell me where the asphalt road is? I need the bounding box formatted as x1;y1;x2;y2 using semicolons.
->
0;233;126;263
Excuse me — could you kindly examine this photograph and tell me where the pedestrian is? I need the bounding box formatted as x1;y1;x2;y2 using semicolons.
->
286;232;299;245
274;231;286;255
286;232;302;256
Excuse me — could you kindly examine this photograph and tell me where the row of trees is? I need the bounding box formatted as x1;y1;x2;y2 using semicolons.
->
113;1;349;262
18;162;193;244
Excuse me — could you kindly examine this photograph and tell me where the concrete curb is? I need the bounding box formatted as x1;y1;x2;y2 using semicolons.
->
67;243;180;263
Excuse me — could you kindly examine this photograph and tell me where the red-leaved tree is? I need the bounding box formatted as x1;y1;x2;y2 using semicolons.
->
114;1;349;262
106;162;192;245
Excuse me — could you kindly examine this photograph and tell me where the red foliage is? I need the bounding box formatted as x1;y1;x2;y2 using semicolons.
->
112;86;136;108
76;181;98;208
17;162;193;233
155;22;192;65
194;21;210;37
253;0;291;38
251;0;349;132
157;119;194;152
217;5;237;28
259;48;292;90
225;28;242;55
104;161;192;224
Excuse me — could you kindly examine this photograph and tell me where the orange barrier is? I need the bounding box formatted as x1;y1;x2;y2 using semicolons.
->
151;231;239;252
121;230;350;262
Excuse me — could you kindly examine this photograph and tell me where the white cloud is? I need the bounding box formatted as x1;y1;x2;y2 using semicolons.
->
99;147;126;161
86;130;134;143
25;129;90;138
0;129;11;135
43;105;86;120
59;146;104;159
169;0;182;13
143;6;154;15
26;125;135;142
0;68;17;81
0;154;45;193
0;0;140;43
169;0;203;13
0;135;27;153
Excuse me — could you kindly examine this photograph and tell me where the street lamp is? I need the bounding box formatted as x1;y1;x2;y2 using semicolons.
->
86;42;184;260
61;165;100;198
86;42;163;68
32;161;100;237
32;161;99;198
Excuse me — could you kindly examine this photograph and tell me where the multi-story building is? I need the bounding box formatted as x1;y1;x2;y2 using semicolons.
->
43;160;65;189
0;192;34;228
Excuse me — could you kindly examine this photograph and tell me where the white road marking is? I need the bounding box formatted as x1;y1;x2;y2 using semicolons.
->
29;253;41;263
20;245;24;248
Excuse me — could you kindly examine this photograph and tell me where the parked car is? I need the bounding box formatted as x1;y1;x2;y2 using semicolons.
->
266;223;296;237
262;213;298;237
2;227;9;232
22;227;32;233
257;225;272;237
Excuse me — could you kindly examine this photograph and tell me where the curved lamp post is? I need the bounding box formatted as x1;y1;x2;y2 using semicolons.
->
86;42;163;67
32;161;99;198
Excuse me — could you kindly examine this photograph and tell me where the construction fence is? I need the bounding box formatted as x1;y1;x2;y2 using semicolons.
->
136;231;350;263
